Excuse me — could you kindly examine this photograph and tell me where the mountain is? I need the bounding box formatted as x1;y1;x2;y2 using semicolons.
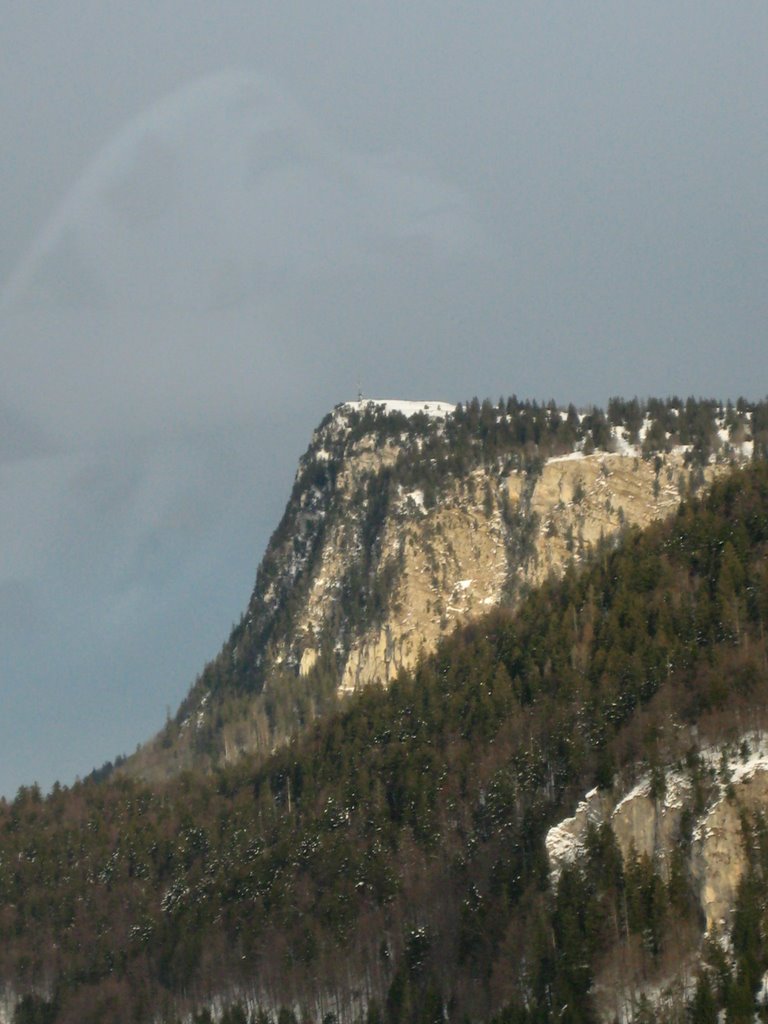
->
129;395;762;781
1;397;768;1024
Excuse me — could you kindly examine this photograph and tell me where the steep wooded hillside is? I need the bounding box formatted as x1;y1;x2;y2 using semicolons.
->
3;460;768;1023
129;395;766;782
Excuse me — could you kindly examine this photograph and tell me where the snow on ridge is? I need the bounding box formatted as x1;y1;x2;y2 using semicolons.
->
341;399;456;419
545;788;608;879
611;777;651;817
611;425;636;456
403;489;425;509
546;450;587;465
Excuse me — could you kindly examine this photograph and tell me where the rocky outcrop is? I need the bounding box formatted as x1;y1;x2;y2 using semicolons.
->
129;398;756;779
288;433;737;697
546;735;768;934
522;451;692;587
545;786;615;880
546;737;768;1022
690;756;768;932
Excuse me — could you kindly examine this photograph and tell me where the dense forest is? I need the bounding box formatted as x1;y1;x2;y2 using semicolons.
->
3;459;768;1023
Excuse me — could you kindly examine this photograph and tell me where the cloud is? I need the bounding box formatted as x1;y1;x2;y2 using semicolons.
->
1;69;484;444
0;73;487;792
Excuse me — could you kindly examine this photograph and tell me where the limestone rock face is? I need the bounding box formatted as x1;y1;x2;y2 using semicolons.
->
547;738;768;935
690;795;746;933
286;444;728;699
690;766;768;931
610;773;693;880
524;452;694;587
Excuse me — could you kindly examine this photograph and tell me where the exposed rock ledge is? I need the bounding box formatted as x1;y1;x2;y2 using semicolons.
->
546;734;768;933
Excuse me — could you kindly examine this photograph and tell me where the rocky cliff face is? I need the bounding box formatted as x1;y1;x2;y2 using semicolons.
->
547;740;768;931
324;449;718;693
129;397;756;780
261;403;748;695
546;735;768;1020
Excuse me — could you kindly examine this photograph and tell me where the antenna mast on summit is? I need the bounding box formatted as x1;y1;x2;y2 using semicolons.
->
357;380;363;404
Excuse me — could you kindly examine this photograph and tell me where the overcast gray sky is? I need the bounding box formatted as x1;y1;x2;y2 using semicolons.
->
1;2;766;796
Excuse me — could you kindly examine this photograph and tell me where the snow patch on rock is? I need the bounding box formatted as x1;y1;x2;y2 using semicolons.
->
342;399;455;420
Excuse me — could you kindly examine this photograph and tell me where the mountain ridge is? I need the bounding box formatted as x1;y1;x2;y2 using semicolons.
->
126;394;764;783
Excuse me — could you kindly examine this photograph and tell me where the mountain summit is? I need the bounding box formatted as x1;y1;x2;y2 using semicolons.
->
128;395;761;781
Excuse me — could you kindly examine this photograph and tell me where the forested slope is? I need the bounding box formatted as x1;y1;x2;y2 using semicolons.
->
3;462;768;1023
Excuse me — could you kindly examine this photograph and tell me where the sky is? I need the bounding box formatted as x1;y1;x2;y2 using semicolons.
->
1;2;767;797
